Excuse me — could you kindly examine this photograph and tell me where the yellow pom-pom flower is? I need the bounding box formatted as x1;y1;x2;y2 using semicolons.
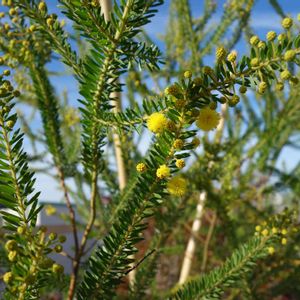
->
156;164;170;179
262;229;269;236
147;112;168;134
136;163;146;173
173;139;184;149
196;108;220;131
281;238;287;245
45;205;56;216
175;159;185;169
167;176;187;196
268;247;275;255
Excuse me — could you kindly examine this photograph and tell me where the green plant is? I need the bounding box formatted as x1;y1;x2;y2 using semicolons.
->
0;1;300;299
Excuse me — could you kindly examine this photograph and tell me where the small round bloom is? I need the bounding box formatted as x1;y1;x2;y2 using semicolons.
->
54;245;63;253
272;227;278;234
175;159;185;169
136;162;146;173
173;139;184;149
156;164;170;179
38;1;46;11
239;86;247;94
167;176;187;196
266;31;276;41
49;233;57;241
281;238;287;245
250;35;260;46
203;66;214;75
282;17;293;29
250;58;259;67
228;95;240;107
284;49;296;61
255;225;262;232
258;82;267;94
277;33;286;42
281;228;288;235
227;51;237;62
147;112;168;134
216;46;227;62
3;272;13;284
258;41;266;49
164;84;182;98
5;240;17;251
196;108;220;131
3;69;10;76
262;229;269;236
58;235;67;243
184;70;192;79
280;70;292;81
276;82;284;91
268;247;275;255
52;263;64;273
17;226;26;235
290;76;299;86
45;205;56;216
8;250;17;262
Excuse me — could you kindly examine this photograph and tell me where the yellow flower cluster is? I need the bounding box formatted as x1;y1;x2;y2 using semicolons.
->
136;162;146;173
167;176;187;196
196;108;220;131
147;112;168;134
156;164;170;179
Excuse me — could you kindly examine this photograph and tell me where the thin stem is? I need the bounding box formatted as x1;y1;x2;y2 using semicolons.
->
201;212;217;273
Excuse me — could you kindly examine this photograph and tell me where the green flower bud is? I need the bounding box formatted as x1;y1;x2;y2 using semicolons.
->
277;33;286;42
289;76;299;86
276;82;284;91
8;250;17;262
258;81;268;94
258;41;266;49
6;120;15;129
250;35;260;46
284;49;296;61
228;95;240;107
54;245;63;253
282;17;293;29
13;90;20;97
250;58;259;67
183;70;192;79
17;226;26;235
49;232;57;241
58;235;67;243
281;70;292;80
219;96;227;104
266;31;276;41
3;70;10;76
216;46;227;62
52;263;64;274
5;240;17;251
38;1;46;11
3;272;13;284
227;51;237;62
239;86;247;94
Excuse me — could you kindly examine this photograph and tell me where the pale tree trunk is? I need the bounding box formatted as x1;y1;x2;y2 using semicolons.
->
178;104;227;284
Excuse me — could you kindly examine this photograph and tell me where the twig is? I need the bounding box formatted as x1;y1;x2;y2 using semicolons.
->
201;211;217;273
125;249;156;275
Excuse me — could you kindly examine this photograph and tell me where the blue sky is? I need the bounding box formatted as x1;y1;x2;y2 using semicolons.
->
2;0;299;202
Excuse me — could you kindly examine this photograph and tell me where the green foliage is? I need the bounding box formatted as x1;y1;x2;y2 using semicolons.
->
0;1;300;299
